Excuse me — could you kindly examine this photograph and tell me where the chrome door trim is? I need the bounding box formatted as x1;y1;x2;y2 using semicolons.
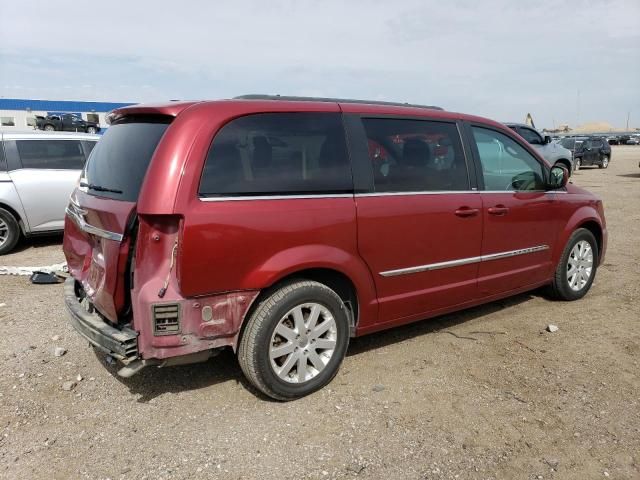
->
199;193;354;202
379;244;549;277
65;206;123;242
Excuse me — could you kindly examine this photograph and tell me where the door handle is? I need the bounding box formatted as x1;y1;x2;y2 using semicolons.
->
488;205;509;215
455;207;479;217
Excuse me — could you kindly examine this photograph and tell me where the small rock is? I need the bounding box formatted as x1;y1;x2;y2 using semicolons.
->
546;324;559;333
105;355;116;365
76;374;83;382
89;377;95;381
53;347;67;357
372;384;385;392
51;335;60;341
544;458;559;469
346;462;365;474
61;381;76;391
0;302;6;307
604;472;609;477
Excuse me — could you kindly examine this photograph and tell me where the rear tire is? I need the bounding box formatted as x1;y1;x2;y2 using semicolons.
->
0;208;20;255
548;228;598;301
599;155;609;169
86;126;97;134
238;280;350;401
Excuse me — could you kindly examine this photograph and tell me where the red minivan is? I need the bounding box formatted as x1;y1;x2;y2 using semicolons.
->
63;96;607;400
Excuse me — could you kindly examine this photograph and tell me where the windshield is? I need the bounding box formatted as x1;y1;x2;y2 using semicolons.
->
81;120;169;201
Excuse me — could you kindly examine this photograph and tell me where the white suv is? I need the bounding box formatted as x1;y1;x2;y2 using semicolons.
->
0;130;99;254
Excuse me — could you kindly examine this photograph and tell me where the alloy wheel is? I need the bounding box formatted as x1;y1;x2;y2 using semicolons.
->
0;217;8;246
567;240;593;291
269;302;337;383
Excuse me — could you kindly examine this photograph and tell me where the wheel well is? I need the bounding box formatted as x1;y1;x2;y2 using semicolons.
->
248;268;359;336
578;220;603;259
0;202;25;235
555;158;571;170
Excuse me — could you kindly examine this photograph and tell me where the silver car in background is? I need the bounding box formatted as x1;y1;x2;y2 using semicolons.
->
0;131;99;254
504;123;574;174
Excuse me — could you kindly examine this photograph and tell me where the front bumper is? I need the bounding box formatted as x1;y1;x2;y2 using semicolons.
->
64;278;138;364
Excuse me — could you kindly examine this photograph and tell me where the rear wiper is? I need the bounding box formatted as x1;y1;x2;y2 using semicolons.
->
80;182;123;194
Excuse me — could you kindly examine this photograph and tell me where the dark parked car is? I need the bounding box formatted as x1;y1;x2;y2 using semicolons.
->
559;136;611;170
35;113;100;134
63;96;606;400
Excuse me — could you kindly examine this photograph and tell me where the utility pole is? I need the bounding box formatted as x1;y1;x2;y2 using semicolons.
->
576;89;580;128
627;111;630;131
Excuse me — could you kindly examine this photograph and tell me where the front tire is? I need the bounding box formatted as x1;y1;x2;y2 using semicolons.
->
43;124;55;132
86;126;97;134
238;280;350;400
549;228;598;301
0;208;21;255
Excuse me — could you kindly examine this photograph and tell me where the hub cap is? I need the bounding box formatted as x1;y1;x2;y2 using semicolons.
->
269;303;337;383
0;218;8;246
567;240;593;291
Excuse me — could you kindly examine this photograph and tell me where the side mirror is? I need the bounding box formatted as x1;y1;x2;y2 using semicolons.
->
544;135;552;144
548;165;568;189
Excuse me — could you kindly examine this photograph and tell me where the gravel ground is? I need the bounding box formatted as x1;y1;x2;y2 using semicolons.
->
1;146;639;480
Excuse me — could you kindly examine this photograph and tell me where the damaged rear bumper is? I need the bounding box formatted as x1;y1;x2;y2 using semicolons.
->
64;278;139;364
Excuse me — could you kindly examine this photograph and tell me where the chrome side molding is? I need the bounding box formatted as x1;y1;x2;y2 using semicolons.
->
380;245;549;277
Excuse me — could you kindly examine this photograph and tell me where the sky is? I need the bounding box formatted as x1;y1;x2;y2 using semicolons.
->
1;0;639;129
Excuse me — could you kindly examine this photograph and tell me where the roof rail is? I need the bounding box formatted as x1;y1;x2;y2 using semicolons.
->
233;94;443;111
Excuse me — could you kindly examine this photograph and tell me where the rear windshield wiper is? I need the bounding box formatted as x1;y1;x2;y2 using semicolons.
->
80;182;123;194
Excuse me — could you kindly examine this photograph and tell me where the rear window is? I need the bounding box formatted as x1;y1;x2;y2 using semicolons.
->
82;120;169;201
199;113;352;197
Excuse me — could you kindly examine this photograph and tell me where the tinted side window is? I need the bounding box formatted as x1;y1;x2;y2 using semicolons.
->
15;140;85;170
472;127;545;191
361;118;469;192
518;127;542;145
199;113;351;196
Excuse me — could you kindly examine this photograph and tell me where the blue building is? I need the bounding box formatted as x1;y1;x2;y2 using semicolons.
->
0;98;135;131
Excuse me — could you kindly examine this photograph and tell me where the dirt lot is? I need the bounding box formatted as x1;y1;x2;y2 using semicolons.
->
1;146;639;480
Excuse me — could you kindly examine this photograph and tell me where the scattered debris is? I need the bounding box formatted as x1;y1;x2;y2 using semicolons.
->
0;262;67;276
76;374;83;382
51;335;60;341
53;347;67;357
29;271;64;284
0;302;6;307
372;384;385;392
546;325;559;333
61;381;76;391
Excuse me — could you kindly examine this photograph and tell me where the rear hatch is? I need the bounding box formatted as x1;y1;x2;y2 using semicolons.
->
63;117;171;323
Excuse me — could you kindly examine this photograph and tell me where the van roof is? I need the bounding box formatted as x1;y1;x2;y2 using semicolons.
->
108;97;506;131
